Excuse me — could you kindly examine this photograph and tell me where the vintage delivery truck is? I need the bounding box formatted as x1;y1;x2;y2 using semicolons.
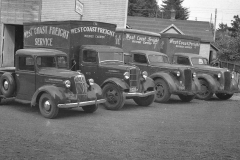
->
0;48;106;119
160;33;240;100
24;21;156;110
115;28;201;103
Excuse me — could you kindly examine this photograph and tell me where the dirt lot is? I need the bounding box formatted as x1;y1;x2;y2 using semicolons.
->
0;95;240;160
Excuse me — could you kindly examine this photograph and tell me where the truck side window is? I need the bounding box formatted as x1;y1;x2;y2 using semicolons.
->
19;56;34;71
83;50;97;63
177;57;191;65
134;54;147;64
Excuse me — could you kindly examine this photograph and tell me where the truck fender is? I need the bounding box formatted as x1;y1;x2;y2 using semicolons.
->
143;77;155;91
88;83;103;99
31;85;65;107
101;78;128;90
197;73;218;92
150;72;177;93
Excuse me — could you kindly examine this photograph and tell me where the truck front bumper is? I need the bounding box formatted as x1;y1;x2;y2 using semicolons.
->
123;91;156;98
57;99;106;109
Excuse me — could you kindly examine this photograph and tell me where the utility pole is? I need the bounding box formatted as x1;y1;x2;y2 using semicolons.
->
213;8;217;42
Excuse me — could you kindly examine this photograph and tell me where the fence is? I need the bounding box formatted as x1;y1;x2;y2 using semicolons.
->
219;61;240;74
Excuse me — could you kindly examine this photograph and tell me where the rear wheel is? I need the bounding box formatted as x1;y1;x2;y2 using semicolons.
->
154;79;171;103
39;93;59;119
178;94;195;102
133;94;155;106
0;73;15;98
82;104;98;113
215;93;233;100
196;79;213;100
102;83;125;110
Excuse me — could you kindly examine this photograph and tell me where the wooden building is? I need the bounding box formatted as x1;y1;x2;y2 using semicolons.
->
0;0;128;67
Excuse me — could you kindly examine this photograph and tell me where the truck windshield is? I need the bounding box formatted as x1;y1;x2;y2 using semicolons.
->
191;57;208;65
99;52;124;63
148;55;169;64
37;56;68;69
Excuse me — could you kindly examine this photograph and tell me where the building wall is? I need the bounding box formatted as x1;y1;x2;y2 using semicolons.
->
0;0;41;24
199;43;211;60
41;0;128;28
0;0;128;66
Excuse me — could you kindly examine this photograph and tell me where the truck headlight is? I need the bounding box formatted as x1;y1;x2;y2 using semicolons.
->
124;72;130;79
88;78;94;85
64;80;71;88
217;73;221;78
173;70;180;77
142;71;148;79
193;72;196;78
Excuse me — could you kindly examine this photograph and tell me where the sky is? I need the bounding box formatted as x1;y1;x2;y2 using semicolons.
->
157;0;240;28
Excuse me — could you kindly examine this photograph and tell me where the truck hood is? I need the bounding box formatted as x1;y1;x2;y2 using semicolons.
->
150;62;192;70
99;63;139;72
38;68;81;78
193;65;228;73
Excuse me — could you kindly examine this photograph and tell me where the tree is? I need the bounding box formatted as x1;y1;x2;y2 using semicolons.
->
128;0;160;18
229;15;240;37
215;16;240;61
160;0;189;20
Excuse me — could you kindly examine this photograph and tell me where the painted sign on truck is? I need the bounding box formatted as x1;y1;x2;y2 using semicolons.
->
24;21;116;65
115;28;161;53
159;33;201;61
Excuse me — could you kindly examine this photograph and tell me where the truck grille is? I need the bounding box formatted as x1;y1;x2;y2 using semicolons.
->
224;71;231;90
184;69;192;91
129;67;140;92
74;75;88;101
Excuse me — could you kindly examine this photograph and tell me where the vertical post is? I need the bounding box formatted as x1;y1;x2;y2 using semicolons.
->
213;8;217;42
38;0;42;22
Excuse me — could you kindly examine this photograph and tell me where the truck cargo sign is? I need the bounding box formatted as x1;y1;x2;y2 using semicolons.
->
169;38;200;50
115;32;160;52
24;25;116;48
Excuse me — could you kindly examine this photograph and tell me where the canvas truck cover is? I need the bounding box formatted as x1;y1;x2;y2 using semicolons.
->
160;33;201;61
24;21;117;62
115;28;161;53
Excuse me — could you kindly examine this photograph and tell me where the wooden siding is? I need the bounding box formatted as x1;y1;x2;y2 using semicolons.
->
199;43;211;60
0;0;40;24
41;0;128;28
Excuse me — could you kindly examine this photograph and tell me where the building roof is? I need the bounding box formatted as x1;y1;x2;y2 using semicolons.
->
127;16;214;43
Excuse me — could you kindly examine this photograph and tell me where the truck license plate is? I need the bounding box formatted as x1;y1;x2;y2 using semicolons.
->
130;87;137;92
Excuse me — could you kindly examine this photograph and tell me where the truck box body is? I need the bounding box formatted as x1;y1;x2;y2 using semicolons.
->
24;21;116;67
115;28;161;63
160;33;201;62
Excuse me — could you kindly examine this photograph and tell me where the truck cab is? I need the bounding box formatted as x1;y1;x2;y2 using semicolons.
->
126;50;201;103
172;52;240;100
77;45;156;110
0;48;106;118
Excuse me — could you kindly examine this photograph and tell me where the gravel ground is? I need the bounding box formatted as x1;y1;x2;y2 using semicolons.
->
0;94;240;160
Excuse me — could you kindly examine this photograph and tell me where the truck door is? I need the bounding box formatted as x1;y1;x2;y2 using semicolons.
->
130;53;150;73
15;56;36;101
79;49;99;82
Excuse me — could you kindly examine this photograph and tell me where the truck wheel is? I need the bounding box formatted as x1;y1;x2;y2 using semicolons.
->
0;73;15;98
178;94;195;102
133;94;155;106
102;83;125;110
39;93;59;119
154;79;171;103
215;93;233;100
196;79;213;100
82;104;98;113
